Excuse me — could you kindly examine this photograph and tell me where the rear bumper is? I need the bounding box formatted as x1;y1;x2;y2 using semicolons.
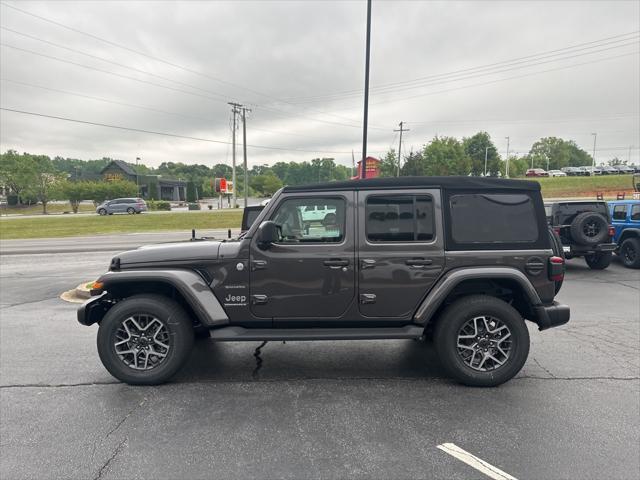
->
533;302;570;331
565;242;616;256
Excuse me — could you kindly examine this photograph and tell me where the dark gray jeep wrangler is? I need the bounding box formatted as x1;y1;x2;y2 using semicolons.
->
78;177;569;387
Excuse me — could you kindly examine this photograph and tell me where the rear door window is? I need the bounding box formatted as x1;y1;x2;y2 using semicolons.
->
449;193;539;247
366;195;434;242
630;204;640;222
612;205;628;221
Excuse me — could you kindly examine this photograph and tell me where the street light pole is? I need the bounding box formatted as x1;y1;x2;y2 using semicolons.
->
591;133;597;170
360;0;372;179
505;137;510;178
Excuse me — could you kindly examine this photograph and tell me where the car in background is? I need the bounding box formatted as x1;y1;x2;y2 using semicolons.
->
608;199;640;268
579;166;602;176
545;200;616;269
547;170;567;177
561;166;584;176
600;166;619;175
614;165;634;175
96;198;147;215
526;168;549;177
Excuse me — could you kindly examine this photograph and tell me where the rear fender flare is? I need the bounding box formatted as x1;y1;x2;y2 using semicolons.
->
619;228;640;245
96;269;228;327
413;267;542;326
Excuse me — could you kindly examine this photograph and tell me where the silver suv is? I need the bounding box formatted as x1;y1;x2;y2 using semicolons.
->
96;198;147;215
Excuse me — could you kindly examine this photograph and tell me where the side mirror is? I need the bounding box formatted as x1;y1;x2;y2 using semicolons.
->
257;221;281;249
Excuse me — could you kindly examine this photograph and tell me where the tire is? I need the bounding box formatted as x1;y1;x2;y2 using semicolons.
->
126;207;135;214
584;251;612;270
570;212;609;245
620;237;640;269
548;228;565;294
434;295;530;387
97;294;194;385
98;208;107;216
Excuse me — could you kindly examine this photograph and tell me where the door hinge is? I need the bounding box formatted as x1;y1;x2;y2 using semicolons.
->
251;294;268;305
360;293;377;304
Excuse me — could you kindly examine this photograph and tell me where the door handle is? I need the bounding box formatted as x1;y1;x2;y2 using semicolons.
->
405;258;433;267
361;259;376;269
323;259;349;269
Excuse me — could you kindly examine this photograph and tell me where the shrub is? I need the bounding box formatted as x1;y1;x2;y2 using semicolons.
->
147;200;171;211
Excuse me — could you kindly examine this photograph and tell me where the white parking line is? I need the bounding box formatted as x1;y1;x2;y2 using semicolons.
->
437;443;518;480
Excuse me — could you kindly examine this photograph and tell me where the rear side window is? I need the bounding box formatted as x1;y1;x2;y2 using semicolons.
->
366;195;434;242
631;205;640;221
612;205;627;221
449;193;538;245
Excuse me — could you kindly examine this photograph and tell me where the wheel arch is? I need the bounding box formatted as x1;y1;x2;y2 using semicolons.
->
86;270;228;327
414;267;542;329
619;228;640;244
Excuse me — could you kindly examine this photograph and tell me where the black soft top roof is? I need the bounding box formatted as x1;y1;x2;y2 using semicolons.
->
283;176;540;193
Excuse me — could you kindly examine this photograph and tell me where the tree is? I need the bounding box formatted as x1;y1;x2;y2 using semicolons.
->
262;174;283;196
60;180;91;213
24;155;61;214
0;150;37;204
400;150;426;176
463;132;501;176
527;137;592;170
379;149;398;177
422;136;471;176
505;155;529;178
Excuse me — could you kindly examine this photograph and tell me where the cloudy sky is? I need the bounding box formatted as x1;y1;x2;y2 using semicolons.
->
1;0;638;169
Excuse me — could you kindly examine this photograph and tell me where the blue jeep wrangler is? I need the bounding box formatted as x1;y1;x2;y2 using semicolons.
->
608;199;640;269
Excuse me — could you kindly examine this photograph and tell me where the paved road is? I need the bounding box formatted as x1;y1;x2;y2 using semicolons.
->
0;241;638;479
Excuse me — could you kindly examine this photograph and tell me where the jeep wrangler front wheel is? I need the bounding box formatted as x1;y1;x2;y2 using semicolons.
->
434;295;530;387
97;294;194;385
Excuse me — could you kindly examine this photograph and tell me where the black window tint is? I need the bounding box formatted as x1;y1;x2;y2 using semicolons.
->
450;194;538;244
612;205;627;220
631;205;640;221
366;195;434;242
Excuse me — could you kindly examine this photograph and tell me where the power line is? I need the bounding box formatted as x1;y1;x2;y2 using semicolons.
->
0;3;382;129
0;107;367;154
284;30;640;103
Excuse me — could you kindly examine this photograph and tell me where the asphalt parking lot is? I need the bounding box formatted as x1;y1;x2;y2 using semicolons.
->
0;239;638;480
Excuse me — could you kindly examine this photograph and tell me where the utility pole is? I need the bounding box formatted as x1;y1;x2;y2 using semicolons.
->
505;137;510;178
629;145;633;164
394;121;409;176
135;157;140;197
241;106;251;208
361;0;372;179
484;147;489;176
228;102;241;208
591;132;597;170
352;150;355;177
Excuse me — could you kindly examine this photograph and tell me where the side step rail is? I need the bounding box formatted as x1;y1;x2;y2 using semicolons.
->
209;325;424;342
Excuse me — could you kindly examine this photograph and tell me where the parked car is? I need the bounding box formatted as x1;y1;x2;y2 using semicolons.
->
547;170;567;177
526;168;549;177
96;198;147;215
561;167;584;176
545;201;616;269
600;166;619;175
614;165;634;175
79;176;569;387
579;166;602;176
608;199;640;268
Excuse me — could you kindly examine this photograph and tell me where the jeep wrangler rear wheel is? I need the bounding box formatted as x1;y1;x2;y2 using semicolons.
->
584;251;612;270
97;294;194;385
434;295;530;387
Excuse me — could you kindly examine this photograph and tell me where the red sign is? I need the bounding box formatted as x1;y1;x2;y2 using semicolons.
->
214;177;227;193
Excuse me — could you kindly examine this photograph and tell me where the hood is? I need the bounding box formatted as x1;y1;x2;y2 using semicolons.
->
115;240;222;267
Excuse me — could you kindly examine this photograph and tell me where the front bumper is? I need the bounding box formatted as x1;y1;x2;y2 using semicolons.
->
77;292;110;326
533;301;570;331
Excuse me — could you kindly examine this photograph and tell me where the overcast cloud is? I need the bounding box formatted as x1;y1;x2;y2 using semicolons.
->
0;0;638;169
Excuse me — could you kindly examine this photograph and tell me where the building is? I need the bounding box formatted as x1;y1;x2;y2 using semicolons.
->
100;160;187;201
352;156;381;179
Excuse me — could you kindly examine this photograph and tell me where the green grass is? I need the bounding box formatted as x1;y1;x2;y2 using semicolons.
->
0;210;243;240
532;174;634;198
0;202;96;216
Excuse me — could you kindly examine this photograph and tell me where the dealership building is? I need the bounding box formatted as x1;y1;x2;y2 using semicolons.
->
101;160;187;201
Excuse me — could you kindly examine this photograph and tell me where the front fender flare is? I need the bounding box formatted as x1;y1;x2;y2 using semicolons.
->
94;269;228;327
413;267;542;326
